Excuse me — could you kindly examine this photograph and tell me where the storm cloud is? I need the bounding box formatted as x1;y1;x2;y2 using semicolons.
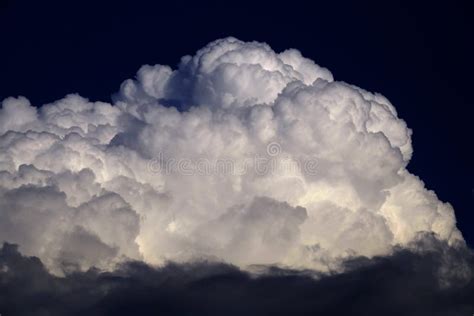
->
0;38;464;274
0;235;473;315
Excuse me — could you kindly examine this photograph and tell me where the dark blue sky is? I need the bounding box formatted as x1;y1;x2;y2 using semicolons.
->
1;0;473;245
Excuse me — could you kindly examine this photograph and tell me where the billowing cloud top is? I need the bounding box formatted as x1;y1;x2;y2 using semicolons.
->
0;37;463;273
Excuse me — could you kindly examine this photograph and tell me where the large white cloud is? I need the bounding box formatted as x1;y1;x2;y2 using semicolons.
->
0;37;463;273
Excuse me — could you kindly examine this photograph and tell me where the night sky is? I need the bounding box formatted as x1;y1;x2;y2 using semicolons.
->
1;0;473;314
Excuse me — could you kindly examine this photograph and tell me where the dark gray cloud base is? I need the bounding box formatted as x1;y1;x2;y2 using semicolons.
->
1;235;473;316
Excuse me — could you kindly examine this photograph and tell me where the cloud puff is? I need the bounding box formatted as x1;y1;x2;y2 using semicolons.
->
0;37;463;272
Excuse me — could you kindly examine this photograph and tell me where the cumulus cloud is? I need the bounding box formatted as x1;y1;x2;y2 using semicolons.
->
0;37;464;273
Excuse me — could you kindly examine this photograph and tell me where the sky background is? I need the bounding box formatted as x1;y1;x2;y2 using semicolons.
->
1;0;473;245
